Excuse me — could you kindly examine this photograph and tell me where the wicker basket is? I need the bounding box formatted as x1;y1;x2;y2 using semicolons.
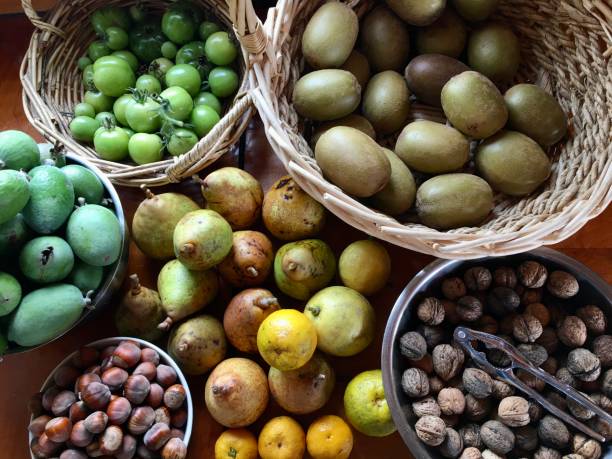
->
245;0;612;259
19;0;265;186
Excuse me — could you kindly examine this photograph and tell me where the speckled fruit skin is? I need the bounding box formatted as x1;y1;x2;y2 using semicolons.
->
218;231;274;288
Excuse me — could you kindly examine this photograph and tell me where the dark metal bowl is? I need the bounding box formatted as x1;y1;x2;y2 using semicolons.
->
5;150;129;355
381;247;612;459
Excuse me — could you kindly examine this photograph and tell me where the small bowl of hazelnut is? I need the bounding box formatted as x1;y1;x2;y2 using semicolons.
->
27;337;193;459
382;247;611;459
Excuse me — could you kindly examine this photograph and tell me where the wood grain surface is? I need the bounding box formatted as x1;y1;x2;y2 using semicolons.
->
0;12;610;459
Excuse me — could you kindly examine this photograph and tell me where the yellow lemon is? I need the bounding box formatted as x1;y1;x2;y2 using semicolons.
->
257;309;317;371
214;428;258;459
258;416;306;459
306;415;354;459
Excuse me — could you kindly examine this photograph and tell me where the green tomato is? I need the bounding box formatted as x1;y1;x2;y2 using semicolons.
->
88;40;111;61
136;75;162;95
95;111;117;125
148;57;174;81
74;102;96;118
194;91;222;114
93;57;136;97
84;90;115;113
204;31;237;66
91;6;131;37
113;94;133;126
165;64;201;97
161;41;178;59
198;21;221;41
176;41;210;79
82;64;95;89
78;56;92;71
70;116;101;142
112;50;139;71
159;86;193;121
129;21;165;62
167;128;198;156
190;104;220;137
162;8;196;45
105;26;129;50
128;133;164;165
94;125;130;161
208;66;239;98
129;5;147;23
125;96;162;133
122;127;135;137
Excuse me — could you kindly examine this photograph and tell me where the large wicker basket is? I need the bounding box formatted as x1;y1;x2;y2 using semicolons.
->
245;0;612;259
20;0;265;187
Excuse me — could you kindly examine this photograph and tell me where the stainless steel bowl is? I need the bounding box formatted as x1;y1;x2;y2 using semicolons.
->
382;247;612;459
5;150;129;355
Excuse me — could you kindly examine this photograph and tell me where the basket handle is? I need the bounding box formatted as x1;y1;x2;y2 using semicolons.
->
21;0;65;38
226;0;268;56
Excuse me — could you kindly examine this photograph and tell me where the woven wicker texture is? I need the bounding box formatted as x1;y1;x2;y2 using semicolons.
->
244;0;612;259
20;0;264;187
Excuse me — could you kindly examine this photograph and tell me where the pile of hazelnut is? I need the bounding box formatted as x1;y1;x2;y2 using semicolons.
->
28;340;189;459
398;260;610;459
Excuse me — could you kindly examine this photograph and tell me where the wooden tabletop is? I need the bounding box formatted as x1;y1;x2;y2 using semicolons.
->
0;12;610;459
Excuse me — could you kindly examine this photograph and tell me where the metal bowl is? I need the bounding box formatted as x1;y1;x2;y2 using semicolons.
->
29;337;193;458
382;247;612;459
5;150;129;355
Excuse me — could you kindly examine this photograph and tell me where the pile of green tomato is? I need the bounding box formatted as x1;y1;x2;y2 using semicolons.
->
69;2;240;165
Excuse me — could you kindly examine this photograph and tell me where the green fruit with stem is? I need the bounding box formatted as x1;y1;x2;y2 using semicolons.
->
0;272;21;317
0;130;40;171
19;236;75;284
166;128;198;156
61;164;104;204
68;260;104;294
0;169;30;224
115;274;165;342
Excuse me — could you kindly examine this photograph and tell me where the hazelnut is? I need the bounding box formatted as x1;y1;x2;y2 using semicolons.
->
59;449;87;459
557;316;587;347
464;266;492;291
171;408;188;428
155;406;172;425
81;382;111;410
399;331;427;361
592;335;612;368
115;434;138;459
100;425;123;455
85;440;102;457
518;261;548;288
417;325;447;349
156;364;178;388
69;420;94;447
112;342;141;369
141;348;161;365
133;361;158;381
538;415;570;449
432;344;462;381
487;287;520;318
137;444;160;459
573;433;602;459
415;415;446;446
417;297;445;325
53;366;81;389
75;373;101;395
68;401;89;424
459;447;482;459
459;423;482;449
441;277;466;300
170;428;185;440
128;405;156;435
107;396;132;425
84;411;108;434
525;303;551;327
481;420;515;455
147;383;165;408
33;433;61;457
576;305;606;335
100;356;114;373
493;266;517;288
514;425;538;451
439;427;463;459
498;396;530;427
42;386;60;412
100;345;117;360
163;384;186;410
437;387;465;415
51;390;77;417
517;344;548;367
567;348;601;382
462;367;492;399
401;368;430;398
28;414;52;437
144;422;172;450
72;346;100;369
85;364;101;375
456;296;483;322
412;397;441;417
465;394;491;421
161;437;188;459
124;374;151;404
491;379;515;399
546;270;579;298
44;416;72;442
101;367;129;390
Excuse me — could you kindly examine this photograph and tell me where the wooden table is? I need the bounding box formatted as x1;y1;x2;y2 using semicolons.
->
0;12;610;459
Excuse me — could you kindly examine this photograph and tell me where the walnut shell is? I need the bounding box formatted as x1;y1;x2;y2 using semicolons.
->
415;415;447;446
498;396;530;427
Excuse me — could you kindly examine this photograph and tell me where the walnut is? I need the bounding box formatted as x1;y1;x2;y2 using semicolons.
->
428;376;445;395
459;447;482;459
517;369;546;391
591;392;612;414
475;315;498;335
465;393;491;421
538;415;570;449
592;335;612;368
399;331;427;361
432;344;463;381
555;367;578;388
411;354;433;374
548;303;570;327
412;397;441;417
480;420;515;455
482;450;505;459
418;325;447;349
518;261;548;288
545;392;566;411
441;277;467;300
513;314;543;343
546;270;579;298
573;433;602;459
517;344;548;367
515;425;538;451
442;299;461;325
542;356;558;375
528;399;543;423
517;286;544;306
567;391;595;421
456;296;483;322
557;316;587;347
417;297;445;325
401;368;430;398
459;423;482;449
437;387;465;415
498;396;530;427
603;369;612;398
576;305;606;336
491;379;515;399
487;335;513;367
415;415;446;446
498;313;517;335
562;454;583;459
487;287;520;318
567;348;601;382
536;327;559;354
462;367;492;399
439;427;463;459
525;302;551;327
534;446;562;459
464;266;492;291
588;415;612;439
493;266;517;288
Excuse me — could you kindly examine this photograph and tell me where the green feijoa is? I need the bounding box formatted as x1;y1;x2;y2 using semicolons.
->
0;272;21;317
386;0;446;25
416;173;493;229
0;214;30;258
405;54;470;107
61;165;104;204
66;204;122;267
452;0;499;22
23;165;75;234
302;2;358;69
416;9;467;58
360;6;410;72
476;130;551;196
395;120;469;174
0;170;30;224
370;148;416;216
362;70;411;135
0;130;40;171
505;84;567;146
340;50;371;89
441;71;508;139
311;114;375;147
19;236;75;284
468;22;521;83
38;144;66;168
292;70;361;121
8;284;88;347
68;259;104;294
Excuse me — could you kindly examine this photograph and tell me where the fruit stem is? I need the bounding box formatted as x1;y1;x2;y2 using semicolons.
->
75;197;87;208
180;243;196;255
307;305;321;317
129;274;142;296
140;184;155;199
255;297;278;309
246;266;259;278
178;342;189;352
286;262;297;272
84;290;95;310
211;383;232;397
158;317;173;331
191;174;204;186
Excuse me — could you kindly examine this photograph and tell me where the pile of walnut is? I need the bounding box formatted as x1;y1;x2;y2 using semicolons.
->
28;341;188;459
398;260;611;459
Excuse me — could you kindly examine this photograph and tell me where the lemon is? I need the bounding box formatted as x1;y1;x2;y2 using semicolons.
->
338;239;391;295
306;415;353;459
215;428;258;459
258;416;305;459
